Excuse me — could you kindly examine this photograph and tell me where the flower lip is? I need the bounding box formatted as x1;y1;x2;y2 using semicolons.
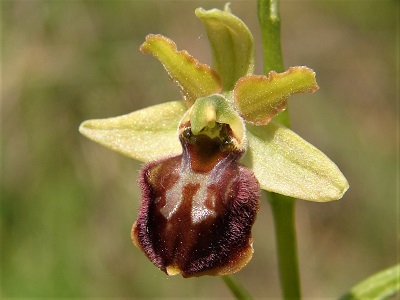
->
132;120;260;277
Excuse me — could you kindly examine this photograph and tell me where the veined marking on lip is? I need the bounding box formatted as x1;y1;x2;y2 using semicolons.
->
159;157;234;224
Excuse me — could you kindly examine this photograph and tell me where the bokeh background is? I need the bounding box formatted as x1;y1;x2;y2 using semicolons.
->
1;0;398;298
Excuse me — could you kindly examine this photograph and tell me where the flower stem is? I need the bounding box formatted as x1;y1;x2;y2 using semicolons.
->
221;275;254;300
267;192;301;299
258;0;301;299
257;0;284;74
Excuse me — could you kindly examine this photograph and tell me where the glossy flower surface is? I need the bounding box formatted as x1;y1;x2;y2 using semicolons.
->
79;6;349;277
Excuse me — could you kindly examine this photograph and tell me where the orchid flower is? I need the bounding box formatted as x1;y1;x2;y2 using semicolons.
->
79;6;348;278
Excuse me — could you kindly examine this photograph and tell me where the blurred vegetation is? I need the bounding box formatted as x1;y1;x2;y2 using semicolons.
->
1;0;398;298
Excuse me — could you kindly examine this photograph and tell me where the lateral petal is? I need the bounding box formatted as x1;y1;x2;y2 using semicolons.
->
234;67;319;125
140;34;222;106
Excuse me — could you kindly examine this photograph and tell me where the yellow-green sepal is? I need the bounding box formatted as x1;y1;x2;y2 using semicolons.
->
140;34;222;107
243;122;349;202
234;67;319;125
79;101;186;162
195;6;255;92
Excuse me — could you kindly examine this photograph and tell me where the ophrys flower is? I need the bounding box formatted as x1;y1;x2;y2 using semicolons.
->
79;5;348;277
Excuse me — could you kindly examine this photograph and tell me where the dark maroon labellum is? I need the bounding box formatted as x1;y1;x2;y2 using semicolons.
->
132;123;260;277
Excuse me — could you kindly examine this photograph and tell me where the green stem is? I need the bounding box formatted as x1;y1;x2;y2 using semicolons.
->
221;275;253;300
258;0;301;299
257;0;284;74
267;192;301;299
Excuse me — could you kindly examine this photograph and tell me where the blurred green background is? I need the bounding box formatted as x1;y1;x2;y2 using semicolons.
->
1;0;398;298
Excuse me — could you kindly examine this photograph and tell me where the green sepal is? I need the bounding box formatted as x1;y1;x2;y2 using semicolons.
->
242;122;349;201
79;101;186;162
234;67;319;125
195;7;255;92
185;94;246;147
140;34;222;107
